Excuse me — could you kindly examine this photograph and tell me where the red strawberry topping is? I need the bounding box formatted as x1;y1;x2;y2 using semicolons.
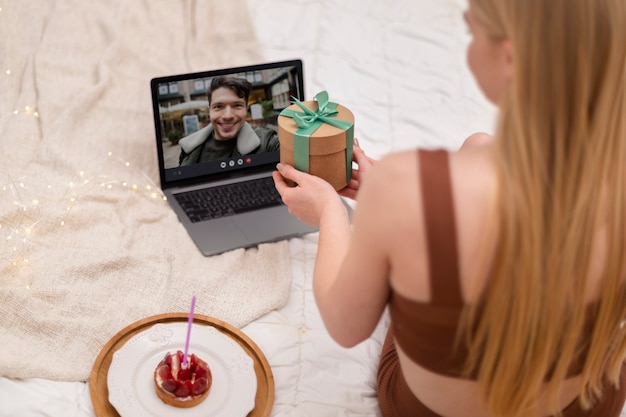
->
156;350;211;398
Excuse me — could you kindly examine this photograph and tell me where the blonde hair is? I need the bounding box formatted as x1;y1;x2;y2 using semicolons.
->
464;0;626;415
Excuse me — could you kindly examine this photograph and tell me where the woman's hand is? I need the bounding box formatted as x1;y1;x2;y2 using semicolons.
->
339;138;376;200
272;163;346;227
272;138;375;224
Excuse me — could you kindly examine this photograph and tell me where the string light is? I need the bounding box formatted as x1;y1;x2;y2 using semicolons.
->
1;56;167;284
1;151;168;276
10;105;40;117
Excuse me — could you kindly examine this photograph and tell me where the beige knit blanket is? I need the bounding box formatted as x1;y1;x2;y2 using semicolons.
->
0;0;292;381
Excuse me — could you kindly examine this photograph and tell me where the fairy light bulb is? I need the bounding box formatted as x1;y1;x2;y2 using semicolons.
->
1;141;167;271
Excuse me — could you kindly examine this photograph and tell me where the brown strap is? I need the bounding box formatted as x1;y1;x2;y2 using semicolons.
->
418;149;463;305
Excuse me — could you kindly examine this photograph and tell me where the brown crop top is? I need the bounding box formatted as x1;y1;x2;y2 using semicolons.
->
389;149;593;379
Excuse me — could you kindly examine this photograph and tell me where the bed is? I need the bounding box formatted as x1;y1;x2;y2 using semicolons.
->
4;1;620;417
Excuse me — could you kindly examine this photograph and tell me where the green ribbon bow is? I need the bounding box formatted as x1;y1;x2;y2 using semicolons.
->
280;91;354;184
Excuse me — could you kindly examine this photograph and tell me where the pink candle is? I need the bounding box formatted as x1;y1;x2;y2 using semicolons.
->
182;295;196;369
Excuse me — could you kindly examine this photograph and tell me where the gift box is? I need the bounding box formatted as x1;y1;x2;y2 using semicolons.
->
277;91;354;191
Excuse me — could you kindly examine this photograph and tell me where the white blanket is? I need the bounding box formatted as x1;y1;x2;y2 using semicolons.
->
0;0;291;382
3;0;622;416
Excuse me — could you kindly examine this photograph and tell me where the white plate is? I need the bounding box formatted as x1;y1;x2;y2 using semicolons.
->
107;322;256;417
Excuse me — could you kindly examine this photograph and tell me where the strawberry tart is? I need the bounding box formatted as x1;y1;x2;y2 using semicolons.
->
154;350;212;408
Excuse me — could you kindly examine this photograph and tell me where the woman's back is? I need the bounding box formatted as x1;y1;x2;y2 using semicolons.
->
378;144;625;416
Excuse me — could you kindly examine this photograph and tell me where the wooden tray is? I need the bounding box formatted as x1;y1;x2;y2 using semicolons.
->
89;313;274;417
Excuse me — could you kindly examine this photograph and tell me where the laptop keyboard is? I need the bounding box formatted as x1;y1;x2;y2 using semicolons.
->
173;176;284;223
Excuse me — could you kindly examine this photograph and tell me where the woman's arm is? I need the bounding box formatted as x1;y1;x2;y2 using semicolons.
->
273;155;396;347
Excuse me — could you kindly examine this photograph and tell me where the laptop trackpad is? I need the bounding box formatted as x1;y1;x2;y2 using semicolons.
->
190;218;250;255
234;205;316;242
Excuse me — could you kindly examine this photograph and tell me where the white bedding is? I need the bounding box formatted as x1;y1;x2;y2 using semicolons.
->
4;0;621;416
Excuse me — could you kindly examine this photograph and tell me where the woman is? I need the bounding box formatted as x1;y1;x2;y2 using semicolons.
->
273;0;626;416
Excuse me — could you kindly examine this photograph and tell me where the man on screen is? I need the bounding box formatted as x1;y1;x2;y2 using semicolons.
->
178;76;279;166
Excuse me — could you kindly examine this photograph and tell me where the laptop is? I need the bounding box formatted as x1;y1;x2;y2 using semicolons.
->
151;59;318;256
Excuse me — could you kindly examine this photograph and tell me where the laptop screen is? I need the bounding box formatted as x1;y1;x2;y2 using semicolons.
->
151;59;304;188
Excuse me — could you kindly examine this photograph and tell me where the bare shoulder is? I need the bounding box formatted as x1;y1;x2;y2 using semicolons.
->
363;145;495;206
364;150;419;192
448;142;496;195
354;149;421;232
369;146;494;196
354;148;423;247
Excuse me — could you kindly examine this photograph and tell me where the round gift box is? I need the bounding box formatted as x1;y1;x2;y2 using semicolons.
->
277;101;354;191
